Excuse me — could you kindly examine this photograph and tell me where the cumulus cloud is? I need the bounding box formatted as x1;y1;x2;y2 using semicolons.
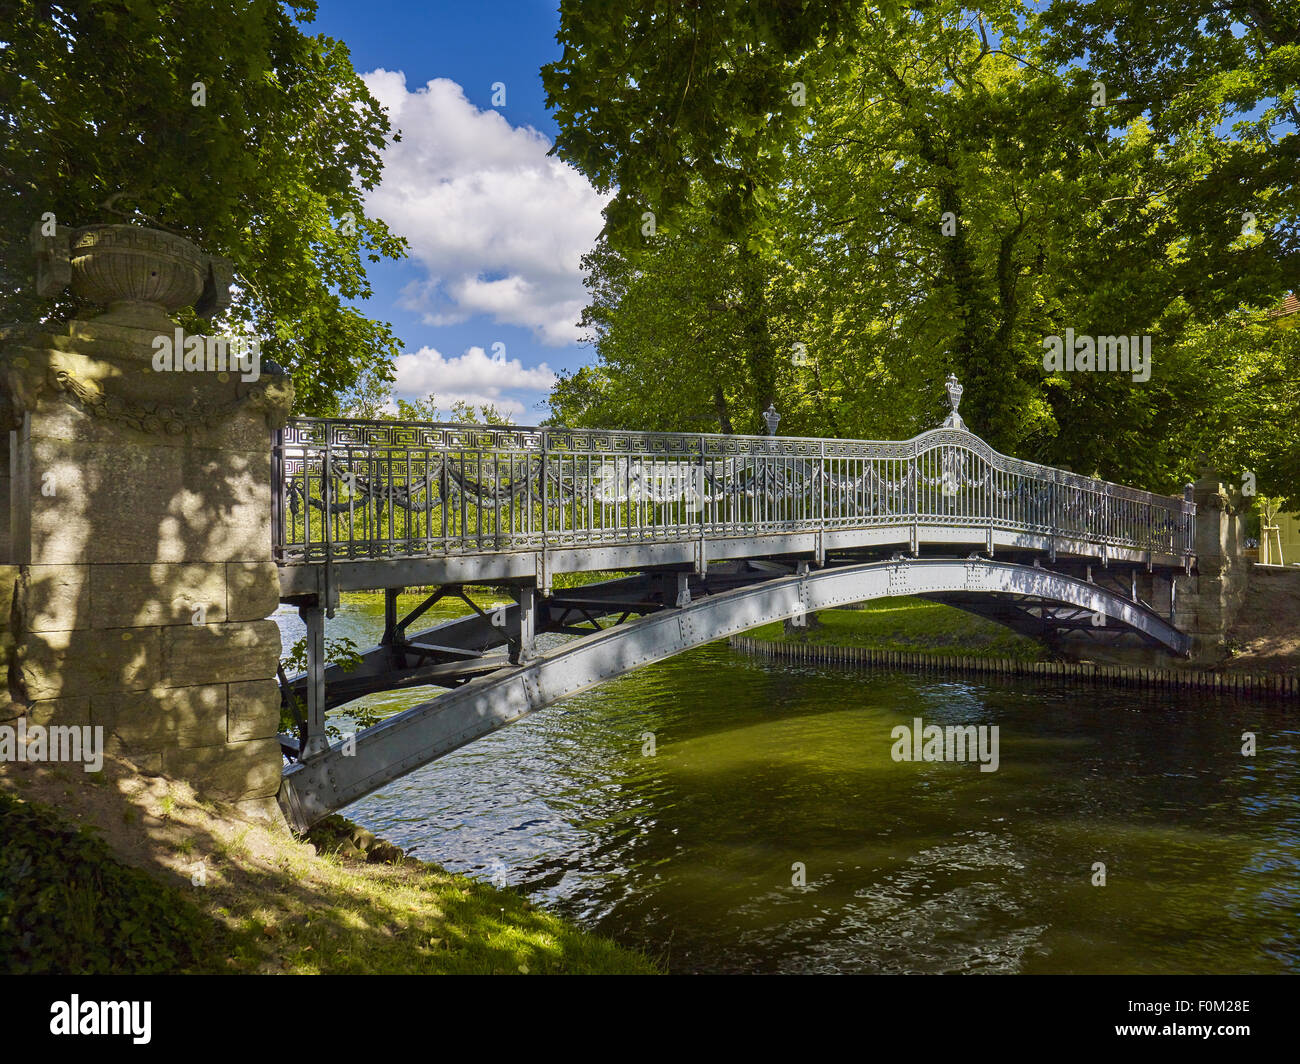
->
363;70;609;346
392;345;556;418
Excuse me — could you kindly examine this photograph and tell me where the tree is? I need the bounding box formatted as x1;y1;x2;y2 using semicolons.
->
1;0;408;413
341;381;516;426
542;0;867;244
544;0;1298;497
1037;0;1298;316
543;1;878;433
551;192;794;434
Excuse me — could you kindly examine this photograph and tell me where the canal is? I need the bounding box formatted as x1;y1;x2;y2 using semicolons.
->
276;593;1299;974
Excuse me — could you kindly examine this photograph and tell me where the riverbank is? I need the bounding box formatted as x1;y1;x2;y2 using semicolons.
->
739;597;1299;697
0;757;658;974
748;597;1048;661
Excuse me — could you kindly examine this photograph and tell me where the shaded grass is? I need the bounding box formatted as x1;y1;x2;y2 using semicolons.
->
0;764;659;975
0;789;231;974
749;597;1047;662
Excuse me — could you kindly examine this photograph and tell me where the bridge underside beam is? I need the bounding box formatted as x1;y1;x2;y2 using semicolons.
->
279;562;794;733
278;556;1190;830
923;591;1173;652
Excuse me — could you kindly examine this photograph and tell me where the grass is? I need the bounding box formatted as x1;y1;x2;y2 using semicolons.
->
0;763;660;975
748;597;1048;662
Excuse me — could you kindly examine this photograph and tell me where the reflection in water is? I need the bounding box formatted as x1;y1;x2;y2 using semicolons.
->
277;598;1300;974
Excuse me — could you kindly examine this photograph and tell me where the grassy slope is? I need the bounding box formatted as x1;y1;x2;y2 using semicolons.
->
0;761;657;975
748;597;1047;662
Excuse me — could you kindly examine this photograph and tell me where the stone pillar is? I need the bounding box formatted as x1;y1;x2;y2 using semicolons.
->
1177;461;1249;662
0;223;293;815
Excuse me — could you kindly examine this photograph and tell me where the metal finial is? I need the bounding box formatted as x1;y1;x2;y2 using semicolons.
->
762;403;781;436
941;374;965;430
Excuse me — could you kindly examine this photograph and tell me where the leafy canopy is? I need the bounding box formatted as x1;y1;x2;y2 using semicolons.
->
1;0;408;413
544;1;1298;497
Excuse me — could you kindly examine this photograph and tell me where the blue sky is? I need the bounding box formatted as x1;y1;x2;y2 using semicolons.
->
310;0;603;422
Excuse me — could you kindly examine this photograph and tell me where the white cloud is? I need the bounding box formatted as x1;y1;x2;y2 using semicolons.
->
363;70;609;346
392;345;556;418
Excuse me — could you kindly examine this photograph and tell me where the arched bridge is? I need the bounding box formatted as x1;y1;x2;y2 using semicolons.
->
273;378;1197;830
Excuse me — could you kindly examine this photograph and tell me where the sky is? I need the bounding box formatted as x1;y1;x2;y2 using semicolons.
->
309;0;608;423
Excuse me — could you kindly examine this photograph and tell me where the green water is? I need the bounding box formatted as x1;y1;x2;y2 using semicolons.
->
276;594;1299;974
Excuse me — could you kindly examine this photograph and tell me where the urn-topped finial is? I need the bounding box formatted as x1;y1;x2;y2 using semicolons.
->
30;221;233;327
762;402;781;436
941;373;966;430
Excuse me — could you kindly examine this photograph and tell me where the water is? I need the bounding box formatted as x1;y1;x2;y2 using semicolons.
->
276;595;1300;974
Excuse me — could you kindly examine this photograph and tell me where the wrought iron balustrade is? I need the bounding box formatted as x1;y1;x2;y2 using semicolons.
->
271;415;1195;566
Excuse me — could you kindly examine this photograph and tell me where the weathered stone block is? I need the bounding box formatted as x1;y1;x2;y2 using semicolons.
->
101;737;164;774
26;438;272;565
63;316;176;353
163;737;281;801
226;561;280;621
0;434;11;562
25;564;90;632
27;696;91;728
22;627;161;700
90;563;227;628
0;565;20;648
178;450;274;562
95;685;228;749
160;620;279;687
228;679;280;742
27;437;185;564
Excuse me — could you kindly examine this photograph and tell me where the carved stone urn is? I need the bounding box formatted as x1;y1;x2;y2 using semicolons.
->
8;221;291;435
32;221;233;327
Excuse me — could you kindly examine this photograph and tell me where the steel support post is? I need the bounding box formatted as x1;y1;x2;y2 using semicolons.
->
660;570;691;609
382;587;399;644
509;584;537;664
298;601;329;759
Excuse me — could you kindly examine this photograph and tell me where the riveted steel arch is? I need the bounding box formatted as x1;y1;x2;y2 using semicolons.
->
278;557;1188;829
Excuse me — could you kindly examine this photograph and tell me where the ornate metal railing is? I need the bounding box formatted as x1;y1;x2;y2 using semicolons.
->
271;410;1195;567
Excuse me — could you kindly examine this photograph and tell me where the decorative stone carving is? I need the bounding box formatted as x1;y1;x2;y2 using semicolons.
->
29;222;233;320
195;255;236;319
48;365;292;435
3;226;294;813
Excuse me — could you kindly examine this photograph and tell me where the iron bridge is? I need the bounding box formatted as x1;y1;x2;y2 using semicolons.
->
272;377;1197;830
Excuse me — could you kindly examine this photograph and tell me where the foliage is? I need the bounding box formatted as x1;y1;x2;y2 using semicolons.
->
551;194;789;433
0;791;223;973
340;383;516;426
1257;495;1289;525
279;634;369;738
0;0;408;413
1038;0;1299;297
543;0;866;243
544;1;1299;498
